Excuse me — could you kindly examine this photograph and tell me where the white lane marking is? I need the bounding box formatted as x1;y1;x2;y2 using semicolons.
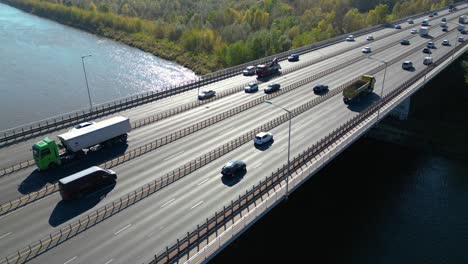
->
297;135;305;140
253;162;263;169
63;256;77;264
114;224;132;235
190;200;204;210
104;259;114;264
0;232;12;239
163;151;184;161
160;198;175;208
197;178;209;186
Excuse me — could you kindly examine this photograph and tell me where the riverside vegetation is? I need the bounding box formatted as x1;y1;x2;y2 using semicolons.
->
0;0;463;74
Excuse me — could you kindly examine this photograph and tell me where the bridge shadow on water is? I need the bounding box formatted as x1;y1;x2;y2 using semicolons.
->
49;182;116;227
346;93;380;113
221;170;246;187
18;144;128;195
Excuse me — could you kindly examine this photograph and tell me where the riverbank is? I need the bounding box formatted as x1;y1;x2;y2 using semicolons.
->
0;0;215;74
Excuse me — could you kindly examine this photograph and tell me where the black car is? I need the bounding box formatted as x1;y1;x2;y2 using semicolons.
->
442;27;448;32
264;83;281;93
400;39;410;45
313;84;329;93
288;53;299;62
422;48;432;54
221;160;246;177
198;90;216;100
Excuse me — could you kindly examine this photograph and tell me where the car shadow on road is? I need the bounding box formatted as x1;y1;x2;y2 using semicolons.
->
221;170;246;187
49;182;115;227
254;139;275;151
18;144;127;195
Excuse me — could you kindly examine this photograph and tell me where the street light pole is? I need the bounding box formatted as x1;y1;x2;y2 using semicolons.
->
446;21;461;61
81;55;93;111
265;100;291;199
367;56;387;123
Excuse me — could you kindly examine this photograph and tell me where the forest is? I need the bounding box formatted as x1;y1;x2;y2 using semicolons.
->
0;0;461;74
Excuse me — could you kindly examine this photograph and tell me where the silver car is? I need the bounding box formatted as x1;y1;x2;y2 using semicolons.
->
242;66;256;76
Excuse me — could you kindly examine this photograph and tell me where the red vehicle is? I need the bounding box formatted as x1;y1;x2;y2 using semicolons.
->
256;58;281;78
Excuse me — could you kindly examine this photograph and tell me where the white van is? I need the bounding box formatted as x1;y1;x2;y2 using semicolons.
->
423;57;433;65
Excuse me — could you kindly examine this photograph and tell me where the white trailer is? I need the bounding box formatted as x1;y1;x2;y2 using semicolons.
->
419;26;429;36
58;116;131;153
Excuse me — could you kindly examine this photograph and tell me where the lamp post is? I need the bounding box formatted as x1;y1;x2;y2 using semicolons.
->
446;21;461;61
367;56;387;123
81;55;93;111
264;100;291;198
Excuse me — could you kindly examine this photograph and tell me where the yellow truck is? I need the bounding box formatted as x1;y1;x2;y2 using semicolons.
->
342;75;376;104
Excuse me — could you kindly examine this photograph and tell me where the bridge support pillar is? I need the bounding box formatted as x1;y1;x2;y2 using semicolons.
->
387;97;411;121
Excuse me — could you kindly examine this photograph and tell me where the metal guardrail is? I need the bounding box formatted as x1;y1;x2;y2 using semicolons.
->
1;11;455;178
4;1;453;146
150;40;468;264
0;22;459;216
0;4;465;263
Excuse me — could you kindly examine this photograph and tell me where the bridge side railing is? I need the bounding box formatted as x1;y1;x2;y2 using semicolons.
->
2;1;459;145
150;40;467;264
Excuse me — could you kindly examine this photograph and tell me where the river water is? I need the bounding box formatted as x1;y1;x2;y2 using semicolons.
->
210;137;467;264
210;56;468;263
0;3;197;131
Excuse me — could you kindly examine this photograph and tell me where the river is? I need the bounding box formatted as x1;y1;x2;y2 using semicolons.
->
0;3;197;131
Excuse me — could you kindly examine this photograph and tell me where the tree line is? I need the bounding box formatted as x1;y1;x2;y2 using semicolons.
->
1;0;460;74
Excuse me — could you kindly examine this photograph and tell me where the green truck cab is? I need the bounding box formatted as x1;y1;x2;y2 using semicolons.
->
342;75;376;104
32;137;61;170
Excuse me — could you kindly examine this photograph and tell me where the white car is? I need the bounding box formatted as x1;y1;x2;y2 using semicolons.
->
242;65;256;76
366;35;374;41
423;57;433;65
254;132;273;145
346;35;354;41
410;29;417;34
442;39;450;46
459;36;465;42
427;42;435;48
361;47;372;53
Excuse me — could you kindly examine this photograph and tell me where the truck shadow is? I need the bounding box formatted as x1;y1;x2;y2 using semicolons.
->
421;34;434;40
346;93;380;112
221;171;246;187
48;182;115;227
18;144;128;195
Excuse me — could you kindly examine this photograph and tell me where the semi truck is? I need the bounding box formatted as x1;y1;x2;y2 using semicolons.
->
419;26;429;36
256;57;281;78
32;116;131;170
342;75;376;104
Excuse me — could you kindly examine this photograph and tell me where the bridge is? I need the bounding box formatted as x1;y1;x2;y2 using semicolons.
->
0;2;467;264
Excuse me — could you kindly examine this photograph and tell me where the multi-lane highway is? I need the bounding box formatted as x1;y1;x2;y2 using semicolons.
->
0;4;467;264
